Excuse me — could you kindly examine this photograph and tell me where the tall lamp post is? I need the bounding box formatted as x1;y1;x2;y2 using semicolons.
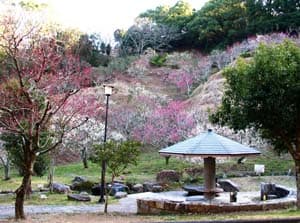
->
99;85;113;203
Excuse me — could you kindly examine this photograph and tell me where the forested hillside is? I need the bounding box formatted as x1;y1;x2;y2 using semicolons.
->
116;0;300;53
50;0;300;158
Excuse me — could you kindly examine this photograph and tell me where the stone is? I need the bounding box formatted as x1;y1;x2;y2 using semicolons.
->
70;180;95;192
40;194;47;199
152;185;163;193
109;183;129;196
67;194;91;202
114;191;127;199
143;182;163;192
132;184;144;193
156;170;181;183
260;183;290;200
52;182;71;194
72;176;87;184
143;182;155;192
218;179;239;192
275;185;290;198
91;184;105;196
182;185;205;196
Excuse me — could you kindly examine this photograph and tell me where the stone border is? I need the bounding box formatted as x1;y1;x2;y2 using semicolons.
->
137;198;296;214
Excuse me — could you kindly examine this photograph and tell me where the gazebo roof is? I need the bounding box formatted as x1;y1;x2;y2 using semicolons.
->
159;129;261;157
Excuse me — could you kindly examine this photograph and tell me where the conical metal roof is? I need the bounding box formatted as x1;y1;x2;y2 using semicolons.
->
159;129;261;157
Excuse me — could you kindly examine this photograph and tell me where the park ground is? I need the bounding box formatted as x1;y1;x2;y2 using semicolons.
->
3;209;300;223
0;151;299;222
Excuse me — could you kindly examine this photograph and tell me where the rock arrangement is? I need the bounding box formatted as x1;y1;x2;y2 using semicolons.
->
156;170;181;183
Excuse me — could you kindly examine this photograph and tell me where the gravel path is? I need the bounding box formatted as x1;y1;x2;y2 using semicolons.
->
0;194;140;219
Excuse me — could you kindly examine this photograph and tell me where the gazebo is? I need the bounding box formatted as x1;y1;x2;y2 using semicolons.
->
159;129;261;199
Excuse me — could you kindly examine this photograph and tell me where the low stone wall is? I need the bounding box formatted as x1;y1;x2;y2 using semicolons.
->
137;199;296;214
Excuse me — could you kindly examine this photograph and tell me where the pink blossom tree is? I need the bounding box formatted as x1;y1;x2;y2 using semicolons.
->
0;13;92;219
110;95;158;140
168;70;196;95
134;100;196;147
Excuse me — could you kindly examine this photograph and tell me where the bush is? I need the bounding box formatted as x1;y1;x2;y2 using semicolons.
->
70;181;96;192
97;56;138;76
149;53;167;67
8;145;50;177
1;132;50;177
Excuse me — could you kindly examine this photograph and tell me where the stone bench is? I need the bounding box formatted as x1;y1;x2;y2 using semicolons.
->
182;185;223;197
260;183;290;200
218;179;239;192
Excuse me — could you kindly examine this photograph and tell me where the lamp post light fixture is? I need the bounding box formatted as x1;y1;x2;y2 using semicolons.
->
99;84;113;203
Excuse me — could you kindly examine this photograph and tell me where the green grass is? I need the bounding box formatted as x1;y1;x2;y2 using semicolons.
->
154;208;300;221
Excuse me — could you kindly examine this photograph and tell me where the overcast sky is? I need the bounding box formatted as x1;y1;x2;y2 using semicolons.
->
39;0;208;41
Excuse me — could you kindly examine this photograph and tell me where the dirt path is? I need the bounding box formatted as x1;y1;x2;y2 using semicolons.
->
2;213;158;223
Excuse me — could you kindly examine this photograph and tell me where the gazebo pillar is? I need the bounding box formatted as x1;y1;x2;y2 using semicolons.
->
204;157;216;200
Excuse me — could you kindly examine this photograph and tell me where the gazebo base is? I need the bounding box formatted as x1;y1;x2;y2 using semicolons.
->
137;191;296;214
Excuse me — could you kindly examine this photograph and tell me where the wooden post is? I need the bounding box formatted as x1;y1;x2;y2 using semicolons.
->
204;157;216;200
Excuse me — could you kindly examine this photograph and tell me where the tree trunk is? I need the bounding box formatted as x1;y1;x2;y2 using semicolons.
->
48;157;55;193
4;159;10;180
15;163;33;219
295;159;300;209
81;147;88;169
104;175;115;214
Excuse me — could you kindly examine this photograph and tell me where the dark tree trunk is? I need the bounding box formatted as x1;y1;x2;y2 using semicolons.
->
295;159;300;209
81;147;88;169
48;157;55;192
4;159;10;180
15;156;34;219
1;157;10;180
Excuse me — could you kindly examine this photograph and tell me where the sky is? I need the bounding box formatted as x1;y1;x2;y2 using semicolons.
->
39;0;208;42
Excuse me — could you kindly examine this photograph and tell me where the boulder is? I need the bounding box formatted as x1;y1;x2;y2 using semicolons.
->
156;170;181;183
275;185;290;198
143;182;164;192
152;185;163;193
114;191;127;199
72;176;87;184
132;184;144;193
70;180;95;192
67;194;91;202
260;183;290;200
91;184;105;196
109;183;129;196
52;182;71;194
218;179;239;192
143;182;156;192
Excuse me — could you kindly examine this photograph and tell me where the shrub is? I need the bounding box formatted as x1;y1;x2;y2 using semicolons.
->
149;53;167;67
1;132;50;177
